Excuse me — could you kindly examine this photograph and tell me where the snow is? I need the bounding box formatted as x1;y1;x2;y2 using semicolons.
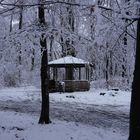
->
48;56;90;65
0;86;40;102
0;86;130;140
0;111;126;140
51;88;131;107
0;86;131;108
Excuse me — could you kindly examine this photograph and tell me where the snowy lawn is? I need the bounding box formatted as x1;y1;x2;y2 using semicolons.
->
0;111;127;140
0;86;131;140
51;88;131;106
0;86;131;109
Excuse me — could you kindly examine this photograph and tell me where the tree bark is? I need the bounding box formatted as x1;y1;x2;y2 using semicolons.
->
128;19;140;140
39;34;50;124
10;12;13;32
30;48;35;71
17;0;23;84
38;0;50;124
19;0;23;30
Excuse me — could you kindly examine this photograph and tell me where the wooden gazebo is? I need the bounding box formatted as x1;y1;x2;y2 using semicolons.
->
48;56;92;92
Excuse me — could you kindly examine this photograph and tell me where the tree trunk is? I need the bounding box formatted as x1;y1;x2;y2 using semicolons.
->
10;12;13;32
19;0;23;30
18;0;23;83
30;48;35;71
60;0;76;57
39;34;50;124
49;35;54;61
38;0;50;124
66;67;73;80
128;19;140;140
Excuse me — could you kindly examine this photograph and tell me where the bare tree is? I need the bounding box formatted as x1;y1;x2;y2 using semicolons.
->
128;18;140;140
38;0;50;124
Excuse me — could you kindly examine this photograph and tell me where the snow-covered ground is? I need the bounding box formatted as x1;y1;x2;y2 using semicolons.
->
0;86;131;107
0;86;131;140
0;111;126;140
51;88;131;108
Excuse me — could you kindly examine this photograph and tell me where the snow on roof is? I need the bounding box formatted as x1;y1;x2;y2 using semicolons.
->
48;56;90;65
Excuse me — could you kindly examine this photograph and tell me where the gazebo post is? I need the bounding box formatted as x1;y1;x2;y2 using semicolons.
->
55;68;58;81
53;67;55;80
79;67;81;80
86;67;87;80
53;67;58;81
85;65;90;81
87;67;90;81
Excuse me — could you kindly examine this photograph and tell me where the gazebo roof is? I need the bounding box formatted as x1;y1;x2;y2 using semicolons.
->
48;56;91;67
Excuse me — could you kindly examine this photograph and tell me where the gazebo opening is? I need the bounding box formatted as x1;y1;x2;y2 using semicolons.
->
48;56;92;92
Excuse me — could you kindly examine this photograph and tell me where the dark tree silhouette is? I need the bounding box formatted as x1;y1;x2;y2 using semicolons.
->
129;18;140;140
38;0;50;124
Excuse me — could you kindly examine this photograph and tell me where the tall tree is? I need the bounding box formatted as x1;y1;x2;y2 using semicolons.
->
17;0;24;84
38;0;50;124
128;18;140;140
60;0;76;57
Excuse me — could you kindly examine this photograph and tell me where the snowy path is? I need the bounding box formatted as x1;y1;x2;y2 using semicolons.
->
0;99;129;134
